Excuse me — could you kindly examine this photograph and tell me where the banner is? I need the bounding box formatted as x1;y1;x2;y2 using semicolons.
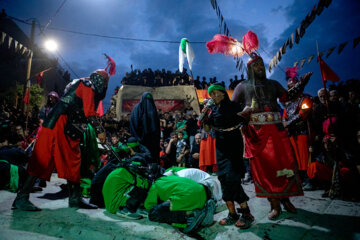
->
123;99;184;113
115;85;200;120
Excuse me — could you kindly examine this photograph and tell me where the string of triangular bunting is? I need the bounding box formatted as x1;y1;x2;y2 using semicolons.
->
268;0;333;72
0;31;33;58
209;0;245;73
292;36;360;68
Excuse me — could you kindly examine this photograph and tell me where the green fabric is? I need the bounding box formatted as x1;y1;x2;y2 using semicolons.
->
176;120;188;139
172;223;187;228
208;84;226;95
102;168;150;214
80;178;92;197
145;93;152;99
0;159;19;192
112;143;129;153
80;124;100;178
127;142;140;148
144;175;206;211
180;38;188;54
164;167;186;174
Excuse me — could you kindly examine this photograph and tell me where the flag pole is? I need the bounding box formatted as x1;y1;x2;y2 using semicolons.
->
317;40;330;109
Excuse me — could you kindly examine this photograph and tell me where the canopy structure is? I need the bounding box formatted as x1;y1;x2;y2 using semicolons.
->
115;85;201;119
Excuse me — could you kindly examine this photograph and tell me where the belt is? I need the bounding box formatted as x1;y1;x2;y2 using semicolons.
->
212;123;242;132
249;112;281;125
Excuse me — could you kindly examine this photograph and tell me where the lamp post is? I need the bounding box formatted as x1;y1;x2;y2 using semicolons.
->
23;20;35;114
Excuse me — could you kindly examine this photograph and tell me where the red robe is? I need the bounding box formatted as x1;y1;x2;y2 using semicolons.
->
243;123;303;198
27;82;97;183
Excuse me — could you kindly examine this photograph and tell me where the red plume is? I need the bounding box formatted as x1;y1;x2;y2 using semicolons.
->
104;54;116;76
242;31;259;54
206;34;245;57
285;66;299;80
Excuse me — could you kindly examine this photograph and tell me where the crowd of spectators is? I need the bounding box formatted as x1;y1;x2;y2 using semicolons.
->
121;66;245;90
1;77;359;201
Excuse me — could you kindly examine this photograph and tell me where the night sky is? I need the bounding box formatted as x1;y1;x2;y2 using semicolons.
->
1;0;360;108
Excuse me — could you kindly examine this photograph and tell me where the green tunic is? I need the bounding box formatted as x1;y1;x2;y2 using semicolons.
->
144;175;206;211
102;168;150;214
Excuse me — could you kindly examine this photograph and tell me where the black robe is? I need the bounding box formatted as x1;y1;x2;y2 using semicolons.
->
129;92;160;163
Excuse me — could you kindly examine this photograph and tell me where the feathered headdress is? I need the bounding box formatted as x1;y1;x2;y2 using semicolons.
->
206;34;245;57
285;66;299;81
206;30;259;58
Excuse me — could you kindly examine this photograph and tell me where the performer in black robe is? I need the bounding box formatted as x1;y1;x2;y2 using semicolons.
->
199;83;254;229
129;92;160;163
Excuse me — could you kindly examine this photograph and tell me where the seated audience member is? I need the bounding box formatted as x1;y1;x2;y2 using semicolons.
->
165;132;178;168
188;133;201;168
176;131;189;167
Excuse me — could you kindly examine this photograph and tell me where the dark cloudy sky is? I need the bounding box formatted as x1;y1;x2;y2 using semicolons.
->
1;0;360;108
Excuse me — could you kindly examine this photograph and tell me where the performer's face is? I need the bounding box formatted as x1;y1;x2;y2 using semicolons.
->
210;90;225;105
252;59;266;79
287;79;297;89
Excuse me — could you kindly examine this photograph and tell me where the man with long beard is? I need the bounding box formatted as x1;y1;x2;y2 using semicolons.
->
232;53;311;219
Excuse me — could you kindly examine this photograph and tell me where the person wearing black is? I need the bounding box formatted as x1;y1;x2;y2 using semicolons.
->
187;133;201;168
185;111;199;151
129;92;160;163
199;82;254;229
165;131;178;168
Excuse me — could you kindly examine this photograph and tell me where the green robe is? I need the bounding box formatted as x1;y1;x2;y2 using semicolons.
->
144;175;206;211
102;168;150;214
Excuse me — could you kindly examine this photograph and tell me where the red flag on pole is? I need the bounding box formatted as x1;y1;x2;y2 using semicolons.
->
96;100;104;117
318;56;340;84
36;67;52;85
36;72;44;85
23;88;30;105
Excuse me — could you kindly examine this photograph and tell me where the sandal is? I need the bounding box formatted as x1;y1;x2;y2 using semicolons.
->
219;213;239;225
235;214;254;229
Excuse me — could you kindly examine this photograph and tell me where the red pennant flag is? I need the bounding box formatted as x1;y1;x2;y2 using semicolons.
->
23;88;30;105
36;68;52;85
36;72;44;85
96;100;104;117
318;56;340;84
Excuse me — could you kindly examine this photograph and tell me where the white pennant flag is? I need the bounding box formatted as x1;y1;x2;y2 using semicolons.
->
21;46;27;55
179;38;195;72
18;43;23;53
1;32;6;45
8;36;13;49
14;40;18;52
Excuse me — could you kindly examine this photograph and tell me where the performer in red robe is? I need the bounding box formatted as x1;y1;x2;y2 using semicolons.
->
12;56;116;211
282;67;313;183
232;53;311;220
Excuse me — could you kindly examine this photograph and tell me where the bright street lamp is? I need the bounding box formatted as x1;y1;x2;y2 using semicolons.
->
44;39;58;52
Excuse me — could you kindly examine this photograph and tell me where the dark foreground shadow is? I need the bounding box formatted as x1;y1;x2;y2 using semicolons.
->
37;188;69;200
238;209;360;240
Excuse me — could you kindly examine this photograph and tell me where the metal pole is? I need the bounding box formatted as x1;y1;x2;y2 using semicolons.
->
24;20;36;131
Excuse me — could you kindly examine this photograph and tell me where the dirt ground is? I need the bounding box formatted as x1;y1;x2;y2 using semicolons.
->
0;174;359;240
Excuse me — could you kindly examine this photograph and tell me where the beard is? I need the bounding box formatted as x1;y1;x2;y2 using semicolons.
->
253;68;266;80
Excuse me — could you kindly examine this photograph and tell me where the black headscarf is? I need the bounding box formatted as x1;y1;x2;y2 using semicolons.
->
90;73;108;101
129;92;160;163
